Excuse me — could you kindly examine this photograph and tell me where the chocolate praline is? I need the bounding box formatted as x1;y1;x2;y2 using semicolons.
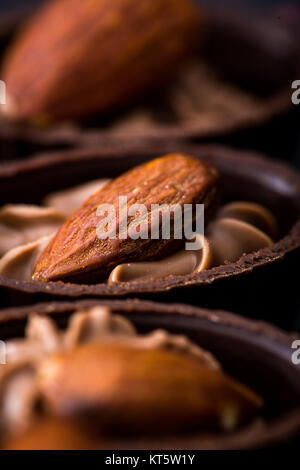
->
0;144;298;328
0;5;298;160
0;298;299;450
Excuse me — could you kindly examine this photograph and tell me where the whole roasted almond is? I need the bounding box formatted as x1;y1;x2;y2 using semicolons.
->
32;154;219;283
37;344;263;434
2;0;201;122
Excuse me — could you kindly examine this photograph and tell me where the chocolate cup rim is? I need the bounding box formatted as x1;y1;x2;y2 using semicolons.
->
0;143;299;298
0;86;291;145
0;298;299;450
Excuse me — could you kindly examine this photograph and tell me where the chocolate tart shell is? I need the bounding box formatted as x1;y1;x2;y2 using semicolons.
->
0;298;299;450
0;143;299;329
0;5;298;160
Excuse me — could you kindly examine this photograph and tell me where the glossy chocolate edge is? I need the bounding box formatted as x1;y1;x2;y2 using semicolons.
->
0;144;299;299
0;298;299;450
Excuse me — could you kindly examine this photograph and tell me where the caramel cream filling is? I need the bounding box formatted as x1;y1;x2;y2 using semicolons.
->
0;234;54;281
207;218;273;267
0;175;278;283
0;306;219;437
109;203;275;283
0;179;109;281
43;179;110;218
0;205;64;256
216;201;279;239
108;235;212;283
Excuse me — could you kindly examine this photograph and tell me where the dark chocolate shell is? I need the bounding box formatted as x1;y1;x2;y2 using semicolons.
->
0;5;298;160
0;298;299;449
0;144;299;329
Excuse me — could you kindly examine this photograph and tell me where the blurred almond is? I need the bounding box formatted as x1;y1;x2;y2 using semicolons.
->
2;0;201;122
38;344;263;434
4;418;100;450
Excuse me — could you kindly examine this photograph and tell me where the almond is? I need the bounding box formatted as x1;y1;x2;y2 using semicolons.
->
3;0;201;122
4;418;100;450
32;154;219;283
37;344;263;434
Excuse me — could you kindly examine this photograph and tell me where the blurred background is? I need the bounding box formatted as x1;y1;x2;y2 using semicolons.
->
1;0;299;167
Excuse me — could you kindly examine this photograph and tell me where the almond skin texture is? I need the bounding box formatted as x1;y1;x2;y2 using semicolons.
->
32;154;219;283
2;0;201;122
37;344;263;434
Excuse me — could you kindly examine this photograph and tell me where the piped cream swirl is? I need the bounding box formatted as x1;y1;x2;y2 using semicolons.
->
109;202;276;283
